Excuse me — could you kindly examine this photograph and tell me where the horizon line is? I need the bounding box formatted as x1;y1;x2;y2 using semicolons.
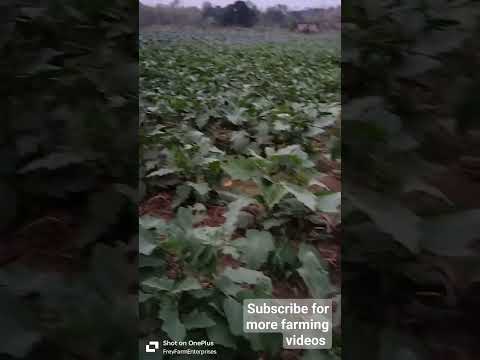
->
139;1;341;11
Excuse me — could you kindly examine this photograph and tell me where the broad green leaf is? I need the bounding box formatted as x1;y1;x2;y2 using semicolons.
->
18;152;89;173
273;120;291;131
138;255;165;268
231;130;250;152
223;198;254;238
347;187;420;253
283;183;317;211
139;225;157;255
182;310;215;329
176;207;194;231
172;276;202;293
222;267;271;289
234;229;275;269
172;185;192;209
187;181;210;196
195;112;211;128
142;277;174;292
158;301;186;342
223;297;243;336
222;158;260;181
297;244;332;298
226;107;247;125
215;275;244;296
403;177;452;205
139;292;153;303
316;192;341;213
207;321;237;349
140;216;166;230
147;168;177;177
262;217;289;229
262;183;288;209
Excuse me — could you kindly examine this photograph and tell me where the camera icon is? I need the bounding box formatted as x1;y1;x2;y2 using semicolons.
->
145;341;160;353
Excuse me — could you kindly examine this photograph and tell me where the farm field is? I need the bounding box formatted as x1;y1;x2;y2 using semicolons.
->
139;28;341;360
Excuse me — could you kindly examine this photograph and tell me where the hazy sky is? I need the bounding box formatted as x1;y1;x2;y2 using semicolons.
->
140;0;340;10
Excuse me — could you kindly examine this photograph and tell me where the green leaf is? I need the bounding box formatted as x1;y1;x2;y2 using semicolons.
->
316;192;341;213
158;300;186;342
182;310;216;329
262;183;288;209
172;185;192;208
283;183;317;211
139;216;166;230
147;168;177;177
187;181;210;196
272;240;298;269
226;107;247;125
139;225;157;255
231;130;250;152
196;112;211;128
223;297;243;336
215;276;244;297
142;277;174;292
207;321;237;349
297;244;332;298
139;292;153;303
273;120;291;131
403;177;452;205
176;207;194;231
172;276;202;293
262;217;288;230
222;267;271;289
139;255;164;269
18;152;89;173
222;158;260;181
347;187;421;253
234;230;275;269
223;198;254;238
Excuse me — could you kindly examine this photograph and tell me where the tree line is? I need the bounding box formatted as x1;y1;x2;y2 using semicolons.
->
140;1;340;30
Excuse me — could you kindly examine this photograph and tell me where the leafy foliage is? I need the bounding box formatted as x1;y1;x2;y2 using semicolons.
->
343;1;480;359
1;0;137;358
140;29;341;359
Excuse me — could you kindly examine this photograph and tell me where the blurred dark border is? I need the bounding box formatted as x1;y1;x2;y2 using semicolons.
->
342;1;480;359
1;1;138;359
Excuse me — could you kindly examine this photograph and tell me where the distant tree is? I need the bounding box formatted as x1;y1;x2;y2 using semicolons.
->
245;1;261;24
201;2;224;25
202;1;212;12
245;1;259;13
221;1;258;27
264;4;289;27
